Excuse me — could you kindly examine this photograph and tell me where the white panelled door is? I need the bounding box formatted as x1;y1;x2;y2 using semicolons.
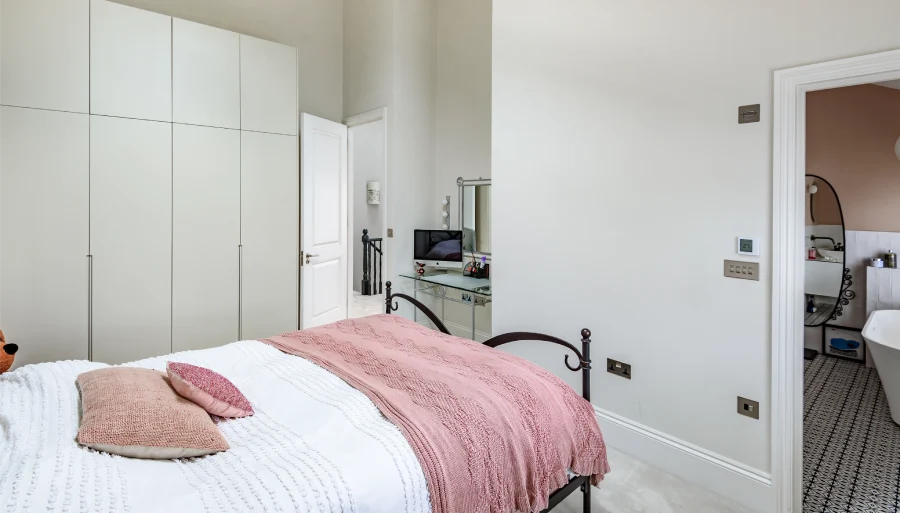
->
300;114;348;328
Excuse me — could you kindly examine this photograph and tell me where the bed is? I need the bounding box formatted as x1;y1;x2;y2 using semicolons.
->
0;282;608;513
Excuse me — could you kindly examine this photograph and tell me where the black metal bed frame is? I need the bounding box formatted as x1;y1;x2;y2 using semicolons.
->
384;281;594;513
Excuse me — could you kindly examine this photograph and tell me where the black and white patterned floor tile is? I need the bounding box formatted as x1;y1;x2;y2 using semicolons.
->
804;355;900;512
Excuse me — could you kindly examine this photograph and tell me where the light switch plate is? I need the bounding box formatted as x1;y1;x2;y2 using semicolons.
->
387;228;394;238
737;396;760;419
724;260;759;281
739;104;760;124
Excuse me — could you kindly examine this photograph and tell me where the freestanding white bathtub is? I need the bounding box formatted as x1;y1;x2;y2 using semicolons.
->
863;310;900;424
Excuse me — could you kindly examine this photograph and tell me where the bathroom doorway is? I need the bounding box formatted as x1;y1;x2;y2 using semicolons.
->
772;49;900;513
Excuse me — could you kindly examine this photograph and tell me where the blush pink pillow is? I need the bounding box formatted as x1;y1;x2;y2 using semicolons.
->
76;367;229;459
166;362;254;418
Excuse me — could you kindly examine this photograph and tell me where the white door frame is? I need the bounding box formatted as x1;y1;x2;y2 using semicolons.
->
772;48;900;513
344;107;389;313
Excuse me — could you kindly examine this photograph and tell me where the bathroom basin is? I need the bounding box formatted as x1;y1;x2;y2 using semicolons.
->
863;310;900;424
817;249;844;262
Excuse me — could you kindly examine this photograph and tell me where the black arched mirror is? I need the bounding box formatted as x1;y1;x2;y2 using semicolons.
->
804;175;854;327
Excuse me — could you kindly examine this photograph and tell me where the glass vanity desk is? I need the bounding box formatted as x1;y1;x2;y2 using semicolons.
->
399;272;491;340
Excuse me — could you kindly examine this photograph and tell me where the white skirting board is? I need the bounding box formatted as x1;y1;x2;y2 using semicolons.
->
594;406;773;513
412;319;771;510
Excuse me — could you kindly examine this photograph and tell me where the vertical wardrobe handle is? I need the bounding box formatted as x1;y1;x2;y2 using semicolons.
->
87;254;93;362
238;245;242;341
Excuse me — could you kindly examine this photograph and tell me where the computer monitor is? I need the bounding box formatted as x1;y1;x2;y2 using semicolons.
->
413;230;463;269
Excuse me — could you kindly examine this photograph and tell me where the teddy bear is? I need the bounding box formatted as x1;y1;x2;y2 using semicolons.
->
0;329;18;374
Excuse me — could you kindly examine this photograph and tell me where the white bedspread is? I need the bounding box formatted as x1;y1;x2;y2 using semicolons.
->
0;341;431;513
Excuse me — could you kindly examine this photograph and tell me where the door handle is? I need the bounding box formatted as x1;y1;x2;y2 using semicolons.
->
305;253;320;265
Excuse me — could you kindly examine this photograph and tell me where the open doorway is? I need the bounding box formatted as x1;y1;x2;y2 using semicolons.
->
773;50;900;513
345;108;388;319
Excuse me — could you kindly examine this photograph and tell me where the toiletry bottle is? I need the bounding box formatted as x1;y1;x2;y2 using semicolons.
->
808;247;817;260
807;297;817;313
887;250;898;269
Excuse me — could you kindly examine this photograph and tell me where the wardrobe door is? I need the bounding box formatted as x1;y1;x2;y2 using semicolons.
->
90;0;171;122
173;124;240;351
172;19;240;129
240;35;297;136
241;131;299;340
91;116;172;364
1;0;89;112
0;107;89;367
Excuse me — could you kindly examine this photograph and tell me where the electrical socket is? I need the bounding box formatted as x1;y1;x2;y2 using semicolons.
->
737;396;760;419
607;359;632;379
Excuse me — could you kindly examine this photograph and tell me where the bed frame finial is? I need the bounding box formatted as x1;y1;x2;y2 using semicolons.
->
580;328;591;402
385;281;397;314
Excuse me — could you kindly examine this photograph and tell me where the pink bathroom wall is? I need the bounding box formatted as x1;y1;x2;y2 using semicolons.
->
807;84;900;233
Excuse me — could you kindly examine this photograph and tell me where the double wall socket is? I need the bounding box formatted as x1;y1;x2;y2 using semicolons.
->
724;260;759;281
607;359;632;379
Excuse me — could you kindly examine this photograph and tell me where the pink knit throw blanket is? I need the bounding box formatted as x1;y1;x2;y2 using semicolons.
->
263;314;610;513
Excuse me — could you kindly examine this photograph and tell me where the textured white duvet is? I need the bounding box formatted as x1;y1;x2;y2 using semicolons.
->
0;341;431;513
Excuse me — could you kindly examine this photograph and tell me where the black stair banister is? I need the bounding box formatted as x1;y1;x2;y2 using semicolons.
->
361;229;384;296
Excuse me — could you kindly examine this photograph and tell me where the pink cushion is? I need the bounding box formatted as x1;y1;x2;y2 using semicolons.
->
166;362;254;418
76;367;229;459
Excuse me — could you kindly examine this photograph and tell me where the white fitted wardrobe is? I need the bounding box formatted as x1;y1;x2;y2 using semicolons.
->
0;0;299;365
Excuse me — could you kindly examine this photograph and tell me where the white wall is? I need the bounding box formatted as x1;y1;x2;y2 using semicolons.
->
390;0;438;319
492;0;900;501
343;0;437;319
435;0;492;229
343;0;393;118
112;0;342;121
351;120;386;292
418;0;493;338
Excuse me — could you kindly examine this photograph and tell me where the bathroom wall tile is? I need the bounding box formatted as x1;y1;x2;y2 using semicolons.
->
878;268;892;305
848;231;900;327
867;267;880;315
877;232;889;256
892;269;900;307
889;232;900;253
841;231;866;328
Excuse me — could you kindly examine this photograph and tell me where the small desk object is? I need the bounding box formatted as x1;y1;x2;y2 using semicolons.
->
399;272;491;340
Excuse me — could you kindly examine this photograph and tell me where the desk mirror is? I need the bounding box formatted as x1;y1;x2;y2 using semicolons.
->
458;177;491;255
